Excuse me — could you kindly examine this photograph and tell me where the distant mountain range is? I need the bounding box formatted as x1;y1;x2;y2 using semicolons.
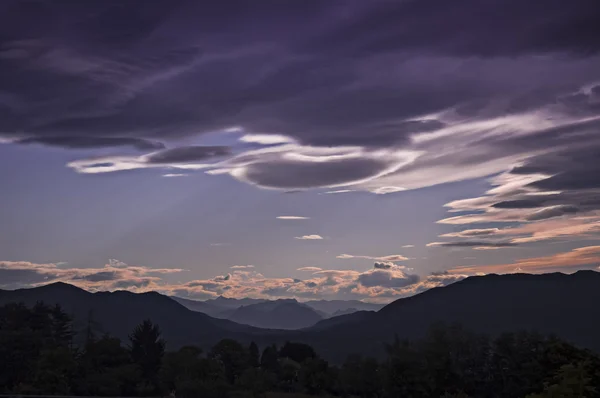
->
173;295;384;329
2;271;600;363
227;299;323;330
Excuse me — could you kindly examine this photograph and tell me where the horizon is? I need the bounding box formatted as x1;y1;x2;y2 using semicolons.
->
1;1;600;304
4;269;600;305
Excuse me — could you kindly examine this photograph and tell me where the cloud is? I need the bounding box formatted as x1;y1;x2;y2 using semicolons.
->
427;241;518;249
67;146;229;174
436;138;600;246
145;146;231;164
15;136;165;150
295;235;323;240
357;268;419;288
297;267;322;272
525;205;580;221
239;134;295;145
337;253;409;261
1;0;600;263
402;245;415;248
277;216;309;220
230;265;254;269
0;259;183;291
440;229;502;238
163;173;187;177
1;1;597;199
373;262;398;270
450;245;600;275
323;189;355;194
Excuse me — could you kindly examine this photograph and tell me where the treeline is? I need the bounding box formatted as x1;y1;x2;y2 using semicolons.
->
1;302;600;398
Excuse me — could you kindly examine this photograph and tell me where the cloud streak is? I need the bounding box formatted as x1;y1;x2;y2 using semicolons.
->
295;235;324;240
337;254;409;262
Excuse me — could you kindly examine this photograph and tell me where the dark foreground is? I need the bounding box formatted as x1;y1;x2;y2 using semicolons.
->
2;302;600;398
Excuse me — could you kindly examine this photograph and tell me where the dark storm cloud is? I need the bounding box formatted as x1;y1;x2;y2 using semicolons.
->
241;157;394;190
305;0;600;57
145;146;231;164
1;0;599;151
16;136;165;150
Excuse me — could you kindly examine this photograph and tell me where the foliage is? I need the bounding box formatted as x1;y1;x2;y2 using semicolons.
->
1;302;600;398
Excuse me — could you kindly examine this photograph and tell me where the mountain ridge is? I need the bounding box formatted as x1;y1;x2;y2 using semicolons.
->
3;271;600;363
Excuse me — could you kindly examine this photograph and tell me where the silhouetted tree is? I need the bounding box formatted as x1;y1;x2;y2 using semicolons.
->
280;341;317;364
299;357;335;395
129;319;165;394
249;341;260;368
527;362;597;398
209;339;248;385
260;344;280;374
340;355;382;398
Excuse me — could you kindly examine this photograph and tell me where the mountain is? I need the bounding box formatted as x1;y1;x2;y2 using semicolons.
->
308;310;375;331
171;296;221;314
299;270;600;362
206;296;267;309
0;282;273;349
4;271;600;364
175;296;382;321
227;299;323;330
304;299;384;316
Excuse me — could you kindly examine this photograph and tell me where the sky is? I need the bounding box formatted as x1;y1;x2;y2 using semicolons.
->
1;0;600;302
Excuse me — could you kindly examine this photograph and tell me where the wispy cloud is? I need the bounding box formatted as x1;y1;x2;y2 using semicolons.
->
277;216;309;220
295;235;323;240
297;267;322;272
337;253;409;261
230;265;254;269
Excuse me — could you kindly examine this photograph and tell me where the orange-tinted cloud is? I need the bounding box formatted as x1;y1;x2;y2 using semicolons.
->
450;245;600;275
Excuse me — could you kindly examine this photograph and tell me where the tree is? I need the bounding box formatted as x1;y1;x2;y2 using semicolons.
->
249;341;260;368
129;319;165;394
383;336;431;397
340;355;383;398
32;347;77;395
279;341;317;364
299;357;334;395
74;334;136;396
238;367;276;398
50;304;73;348
260;344;280;374
527;362;597;398
209;339;249;385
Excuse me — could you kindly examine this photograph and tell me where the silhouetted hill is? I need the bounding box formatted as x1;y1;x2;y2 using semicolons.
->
299;270;600;362
227;299;323;329
0;282;274;349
